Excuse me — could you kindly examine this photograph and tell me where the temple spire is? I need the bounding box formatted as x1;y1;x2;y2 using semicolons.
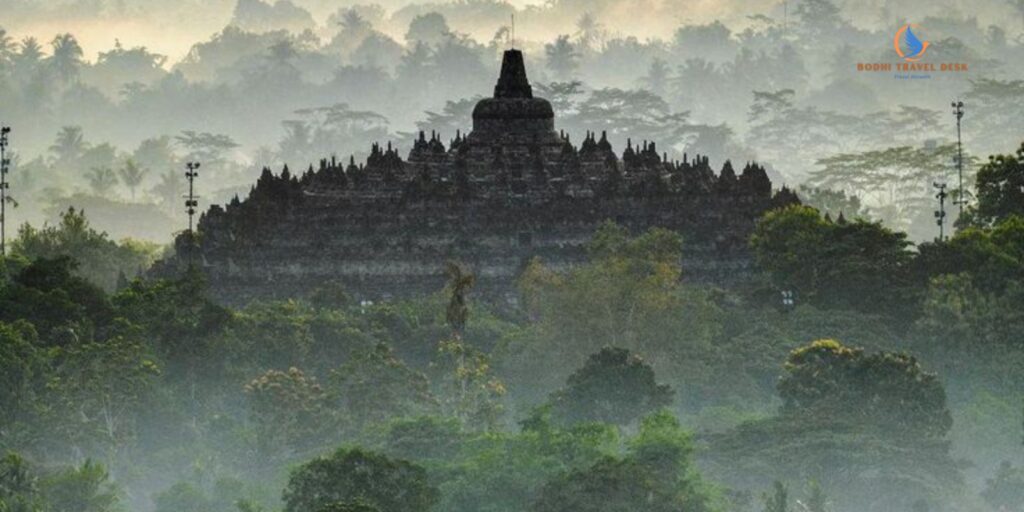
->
493;49;533;99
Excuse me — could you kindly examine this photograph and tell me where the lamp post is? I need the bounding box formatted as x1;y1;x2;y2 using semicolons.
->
184;162;200;269
951;101;966;215
1;126;11;256
934;182;948;242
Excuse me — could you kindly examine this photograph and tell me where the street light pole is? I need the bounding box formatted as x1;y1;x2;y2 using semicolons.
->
934;182;948;242
952;100;966;215
184;162;200;269
1;127;11;256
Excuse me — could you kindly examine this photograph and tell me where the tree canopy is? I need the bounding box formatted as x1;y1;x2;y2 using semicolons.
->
282;448;439;512
549;346;673;426
751;204;915;319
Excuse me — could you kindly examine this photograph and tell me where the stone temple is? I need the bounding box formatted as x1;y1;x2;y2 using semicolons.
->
165;49;798;304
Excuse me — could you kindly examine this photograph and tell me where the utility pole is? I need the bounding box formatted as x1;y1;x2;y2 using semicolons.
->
1;126;11;256
952;100;966;215
184;162;200;269
934;182;948;242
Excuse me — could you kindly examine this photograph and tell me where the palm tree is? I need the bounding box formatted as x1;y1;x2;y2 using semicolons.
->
534;81;584;116
264;39;300;77
327;8;374;56
574;13;604;52
49;33;84;84
132;136;178;172
85;167;118;197
50;126;87;168
17;37;44;68
405;12;450;46
278;121;313;164
0;28;15;67
396;42;432;86
175;130;239;165
544;35;579;81
445;261;475;337
338;9;370;34
151;168;184;214
118;159;148;201
641;58;670;97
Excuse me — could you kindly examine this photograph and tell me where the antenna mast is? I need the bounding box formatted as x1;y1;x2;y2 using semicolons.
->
184;162;201;269
511;14;516;48
0;126;10;257
952;100;966;216
934;182;948;242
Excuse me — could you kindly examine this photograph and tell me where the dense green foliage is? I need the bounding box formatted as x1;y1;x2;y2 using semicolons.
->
751;205;915;319
778;339;951;439
964;141;1024;227
11;208;158;292
0;454;120;512
915;215;1024;295
705;340;962;512
282;448;438;512
5;144;1024;512
2;0;1023;507
547;346;673;426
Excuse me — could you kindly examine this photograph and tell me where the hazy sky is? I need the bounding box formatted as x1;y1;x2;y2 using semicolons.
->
6;0;1019;65
6;1;543;63
3;0;792;63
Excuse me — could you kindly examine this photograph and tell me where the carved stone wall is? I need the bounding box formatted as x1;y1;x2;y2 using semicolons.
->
155;50;799;304
184;191;791;304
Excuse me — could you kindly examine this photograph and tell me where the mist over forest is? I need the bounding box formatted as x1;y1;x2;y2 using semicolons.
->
0;0;1022;241
2;1;1024;512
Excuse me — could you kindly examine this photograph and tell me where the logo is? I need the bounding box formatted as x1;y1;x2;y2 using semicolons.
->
857;22;966;78
893;24;929;62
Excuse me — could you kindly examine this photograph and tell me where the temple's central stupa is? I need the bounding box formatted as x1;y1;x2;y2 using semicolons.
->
162;50;797;304
471;49;556;135
448;49;566;181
